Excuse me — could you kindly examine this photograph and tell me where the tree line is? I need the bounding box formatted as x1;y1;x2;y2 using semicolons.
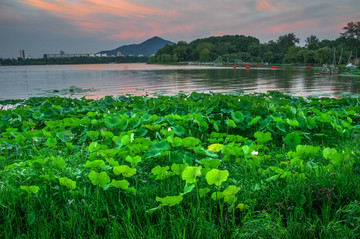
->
0;56;149;66
149;21;360;65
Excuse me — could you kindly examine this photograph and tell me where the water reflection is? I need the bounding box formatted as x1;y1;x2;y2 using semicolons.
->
1;63;360;99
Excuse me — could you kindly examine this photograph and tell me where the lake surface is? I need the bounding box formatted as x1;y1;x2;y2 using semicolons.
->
1;63;360;100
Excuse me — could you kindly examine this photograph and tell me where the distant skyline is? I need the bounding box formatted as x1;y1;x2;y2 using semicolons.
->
0;0;359;59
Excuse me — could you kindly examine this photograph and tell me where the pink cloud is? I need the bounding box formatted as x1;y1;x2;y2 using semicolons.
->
17;0;165;35
257;0;278;12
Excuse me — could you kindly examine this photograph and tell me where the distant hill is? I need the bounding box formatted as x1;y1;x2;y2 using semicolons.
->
99;36;175;57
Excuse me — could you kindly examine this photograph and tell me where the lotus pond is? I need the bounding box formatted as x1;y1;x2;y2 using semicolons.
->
1;91;360;238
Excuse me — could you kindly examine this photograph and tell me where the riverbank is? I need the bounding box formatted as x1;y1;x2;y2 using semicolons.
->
1;92;360;238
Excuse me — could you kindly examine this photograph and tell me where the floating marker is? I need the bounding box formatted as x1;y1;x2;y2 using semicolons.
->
272;66;277;69
307;66;312;70
245;66;250;69
233;66;237;69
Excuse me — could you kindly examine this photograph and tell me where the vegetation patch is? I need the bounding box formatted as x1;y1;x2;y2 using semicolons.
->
1;91;360;238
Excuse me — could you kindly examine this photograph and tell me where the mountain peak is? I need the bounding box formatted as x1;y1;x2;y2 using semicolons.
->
99;36;174;57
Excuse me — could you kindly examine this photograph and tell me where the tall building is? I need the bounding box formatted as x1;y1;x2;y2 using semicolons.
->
19;50;25;59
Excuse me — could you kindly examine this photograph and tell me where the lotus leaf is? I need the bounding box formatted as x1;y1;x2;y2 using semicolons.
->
111;179;129;189
182;137;201;148
171;163;189;175
211;191;224;200
206;169;229;186
182;166;202;184
254;131;272;144
284;132;301;147
236;203;250;211
52;156;66;170
20;185;40;194
231;111;244;123
199;188;211;198
201;158;221;169
125;155;142;167
84;160;106;170
156;195;183;206
113;165;137;177
88;171;110;188
58;177;76;190
86;131;100;139
151;140;170;152
226;119;236;128
207;143;222;153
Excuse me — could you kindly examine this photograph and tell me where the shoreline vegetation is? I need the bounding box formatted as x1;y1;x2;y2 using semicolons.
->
2;21;359;71
1;91;360;238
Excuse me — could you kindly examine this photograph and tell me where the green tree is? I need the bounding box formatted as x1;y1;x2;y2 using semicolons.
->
305;35;320;48
315;47;332;65
341;21;360;40
283;46;301;63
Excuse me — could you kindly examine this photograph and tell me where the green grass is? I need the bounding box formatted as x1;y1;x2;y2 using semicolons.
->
1;91;360;238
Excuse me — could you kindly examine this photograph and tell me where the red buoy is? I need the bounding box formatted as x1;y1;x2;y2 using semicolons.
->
272;66;277;69
233;66;237;69
307;66;312;70
245;66;250;69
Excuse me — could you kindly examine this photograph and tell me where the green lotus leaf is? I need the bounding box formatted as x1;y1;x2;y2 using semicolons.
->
231;111;244;123
111;179;129;189
113;165;137;177
182;166;202;184
171;163;189;175
181;184;195;195
46;137;57;148
254;131;272;144
169;150;184;164
236;203;250;212
151;140;170;152
151;165;174;180
226;119;236;128
104;114;121;128
167;136;183;147
86;131;100;139
287;119;299;127
248;116;261;126
121;135;131;145
156;195;183;206
198;120;209;132
20;185;40;194
201;158;221;169
128;117;141;128
58;177;76;190
182;137;201;148
172;125;185;136
199;188;211;198
223;185;241;197
84;160;106;170
206;169;229;186
101;130;114;139
211;191;224;201
323;147;337;159
88;171;110;188
125;155;142;167
52;156;66;170
284;132;301;147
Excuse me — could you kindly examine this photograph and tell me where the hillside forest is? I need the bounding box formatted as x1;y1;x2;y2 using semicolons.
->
149;21;360;65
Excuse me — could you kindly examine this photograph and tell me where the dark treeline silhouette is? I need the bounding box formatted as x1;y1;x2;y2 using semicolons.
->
149;21;360;65
0;56;149;66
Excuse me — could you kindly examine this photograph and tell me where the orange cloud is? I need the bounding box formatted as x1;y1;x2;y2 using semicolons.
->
257;0;278;12
17;0;165;34
267;20;316;34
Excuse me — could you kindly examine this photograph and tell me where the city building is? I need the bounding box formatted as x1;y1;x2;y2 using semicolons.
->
19;50;25;59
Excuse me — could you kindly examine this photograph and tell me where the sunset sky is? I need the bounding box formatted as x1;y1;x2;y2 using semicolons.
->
0;0;359;58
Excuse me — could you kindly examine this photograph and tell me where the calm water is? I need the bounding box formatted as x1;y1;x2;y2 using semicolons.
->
1;63;360;100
